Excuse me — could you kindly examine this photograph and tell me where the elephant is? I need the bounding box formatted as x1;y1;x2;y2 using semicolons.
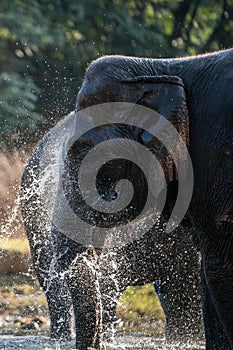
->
23;47;233;349
74;48;233;349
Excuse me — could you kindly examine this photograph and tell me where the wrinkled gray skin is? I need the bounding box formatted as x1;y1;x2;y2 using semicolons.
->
21;48;233;350
76;49;233;350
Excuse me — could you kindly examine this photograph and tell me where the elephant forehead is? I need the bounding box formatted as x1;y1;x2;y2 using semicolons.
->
81;123;138;142
69;123;143;157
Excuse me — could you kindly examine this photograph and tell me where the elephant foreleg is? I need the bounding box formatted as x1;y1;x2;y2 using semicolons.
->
44;277;73;340
26;230;73;340
100;284;118;343
201;264;231;350
98;254;124;343
204;238;233;350
158;270;202;342
67;252;102;350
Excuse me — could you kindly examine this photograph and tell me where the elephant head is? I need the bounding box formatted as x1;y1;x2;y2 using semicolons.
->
64;74;191;240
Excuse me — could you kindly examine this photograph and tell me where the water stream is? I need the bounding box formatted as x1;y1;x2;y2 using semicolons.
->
0;333;205;350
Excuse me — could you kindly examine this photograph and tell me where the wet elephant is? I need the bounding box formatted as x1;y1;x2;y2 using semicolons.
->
75;49;233;350
20;49;222;349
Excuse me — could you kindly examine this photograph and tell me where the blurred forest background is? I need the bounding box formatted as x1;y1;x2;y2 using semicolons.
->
1;0;233;148
1;0;233;216
0;0;233;335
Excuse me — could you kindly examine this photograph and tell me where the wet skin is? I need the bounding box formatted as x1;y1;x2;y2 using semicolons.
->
22;48;233;349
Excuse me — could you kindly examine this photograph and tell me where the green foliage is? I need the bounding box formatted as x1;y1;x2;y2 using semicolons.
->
117;284;165;324
0;0;233;147
0;73;42;147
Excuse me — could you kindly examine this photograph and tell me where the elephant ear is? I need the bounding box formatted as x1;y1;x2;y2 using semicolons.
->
122;75;189;183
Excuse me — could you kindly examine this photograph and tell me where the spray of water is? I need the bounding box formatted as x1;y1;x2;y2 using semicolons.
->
0;102;203;350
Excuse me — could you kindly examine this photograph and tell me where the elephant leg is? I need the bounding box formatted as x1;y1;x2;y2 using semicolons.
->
109;225;203;342
44;276;73;340
67;252;102;350
100;287;117;343
31;250;72;339
25;227;74;340
158;270;202;342
98;254;124;343
204;237;233;349
201;263;230;350
159;241;203;342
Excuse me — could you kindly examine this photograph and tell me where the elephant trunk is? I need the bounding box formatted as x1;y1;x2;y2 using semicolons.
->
66;250;103;350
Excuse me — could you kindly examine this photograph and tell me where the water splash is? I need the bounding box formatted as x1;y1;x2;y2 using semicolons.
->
1;102;201;349
0;334;205;350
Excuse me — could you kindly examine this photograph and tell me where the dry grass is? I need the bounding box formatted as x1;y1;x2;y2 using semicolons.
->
0;237;30;254
0;149;30;238
0;149;46;329
0;150;35;274
0;150;27;196
0;238;31;273
0;280;47;315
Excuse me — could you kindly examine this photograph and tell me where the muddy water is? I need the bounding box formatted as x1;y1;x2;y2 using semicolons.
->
0;333;205;350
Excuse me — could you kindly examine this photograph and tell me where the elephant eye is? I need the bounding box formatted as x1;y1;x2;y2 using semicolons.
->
221;145;233;158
